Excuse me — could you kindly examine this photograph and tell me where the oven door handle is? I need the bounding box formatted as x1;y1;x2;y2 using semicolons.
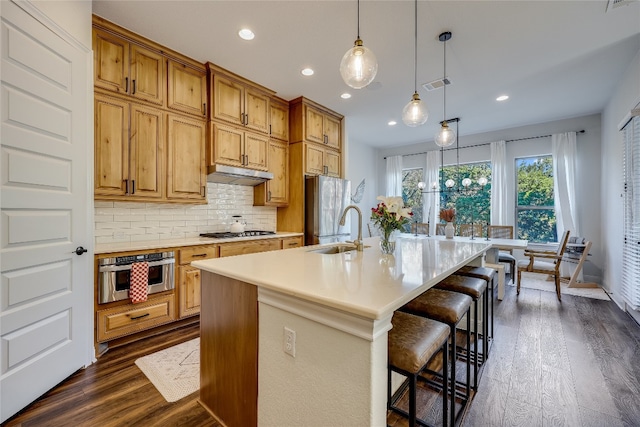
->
98;258;175;272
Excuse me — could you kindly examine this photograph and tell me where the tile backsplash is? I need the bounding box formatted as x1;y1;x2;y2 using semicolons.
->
94;183;277;244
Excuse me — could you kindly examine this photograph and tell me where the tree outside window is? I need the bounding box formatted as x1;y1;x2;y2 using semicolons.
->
516;156;557;243
402;168;423;231
439;162;492;234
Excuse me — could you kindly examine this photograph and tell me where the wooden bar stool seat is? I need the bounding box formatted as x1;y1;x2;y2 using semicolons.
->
400;288;472;427
435;274;487;390
388;311;450;427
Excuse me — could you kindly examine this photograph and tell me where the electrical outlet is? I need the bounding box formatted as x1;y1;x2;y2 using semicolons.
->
284;327;296;357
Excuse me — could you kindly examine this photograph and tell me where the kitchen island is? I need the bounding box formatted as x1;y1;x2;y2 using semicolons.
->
192;235;491;427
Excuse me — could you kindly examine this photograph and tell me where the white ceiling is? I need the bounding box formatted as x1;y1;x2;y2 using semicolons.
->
92;0;640;148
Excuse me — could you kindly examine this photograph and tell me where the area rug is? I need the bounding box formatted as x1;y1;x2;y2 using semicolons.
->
511;272;610;301
135;337;199;402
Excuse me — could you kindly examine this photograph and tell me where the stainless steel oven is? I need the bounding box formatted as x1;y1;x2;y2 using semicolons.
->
98;251;175;304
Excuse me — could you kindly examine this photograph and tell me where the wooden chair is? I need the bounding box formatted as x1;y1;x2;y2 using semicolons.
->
409;222;429;235
516;230;571;301
435;223;447;235
459;223;483;238
488;225;517;279
367;223;379;237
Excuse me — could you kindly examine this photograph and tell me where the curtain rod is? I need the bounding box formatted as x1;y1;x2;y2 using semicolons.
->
384;129;585;159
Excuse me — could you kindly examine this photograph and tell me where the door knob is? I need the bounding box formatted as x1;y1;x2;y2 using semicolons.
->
74;246;88;255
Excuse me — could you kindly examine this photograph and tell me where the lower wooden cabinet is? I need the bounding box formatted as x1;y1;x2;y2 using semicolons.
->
96;294;175;342
177;244;218;318
219;239;281;257
281;236;303;249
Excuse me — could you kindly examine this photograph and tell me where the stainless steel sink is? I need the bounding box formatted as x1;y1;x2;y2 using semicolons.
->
307;244;369;254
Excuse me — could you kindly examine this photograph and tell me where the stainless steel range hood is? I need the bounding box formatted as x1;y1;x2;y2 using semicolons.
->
206;164;273;186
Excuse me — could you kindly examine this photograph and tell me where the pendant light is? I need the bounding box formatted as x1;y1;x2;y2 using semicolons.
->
402;0;428;127
339;0;378;89
435;31;456;147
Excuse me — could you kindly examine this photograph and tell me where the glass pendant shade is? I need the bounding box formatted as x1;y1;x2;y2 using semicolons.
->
402;92;429;127
340;38;378;89
435;122;456;147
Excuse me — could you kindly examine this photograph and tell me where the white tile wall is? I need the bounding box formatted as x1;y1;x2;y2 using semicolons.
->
94;183;277;244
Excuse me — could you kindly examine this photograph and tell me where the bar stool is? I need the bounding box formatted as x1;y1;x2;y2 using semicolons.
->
454;266;497;357
388;311;450;427
400;288;473;427
434;274;487;390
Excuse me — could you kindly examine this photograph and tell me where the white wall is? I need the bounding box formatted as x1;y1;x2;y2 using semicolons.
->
377;114;603;281
601;46;640;305
343;135;380;238
31;0;92;48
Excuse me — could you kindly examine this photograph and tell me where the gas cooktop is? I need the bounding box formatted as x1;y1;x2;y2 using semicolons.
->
200;230;276;239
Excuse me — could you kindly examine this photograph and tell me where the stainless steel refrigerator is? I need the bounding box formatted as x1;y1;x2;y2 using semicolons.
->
304;175;352;245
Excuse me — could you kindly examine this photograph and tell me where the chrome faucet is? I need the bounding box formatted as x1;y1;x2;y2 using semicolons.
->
339;205;364;251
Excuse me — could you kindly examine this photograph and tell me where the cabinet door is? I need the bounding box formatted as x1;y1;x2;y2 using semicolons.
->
94;94;129;196
325;149;341;177
168;61;207;117
269;100;289;142
305;105;325;144
324;115;341;150
281;236;303;249
267;140;288;205
130;104;163;199
212;74;244;126
211;122;244;167
130;44;164;106
179;266;201;318
244;132;269;171
305;143;325;175
93;28;130;95
167;114;206;200
245;87;269;134
219;239;281;257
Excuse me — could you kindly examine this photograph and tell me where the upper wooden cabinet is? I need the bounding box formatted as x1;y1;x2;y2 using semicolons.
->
166;114;207;201
94;94;164;199
290;97;343;150
93;28;165;106
210;122;269;171
269;97;289;142
254;139;289;207
168;60;207;118
208;64;271;135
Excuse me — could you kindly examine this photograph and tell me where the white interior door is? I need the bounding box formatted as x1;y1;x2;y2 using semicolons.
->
0;1;92;422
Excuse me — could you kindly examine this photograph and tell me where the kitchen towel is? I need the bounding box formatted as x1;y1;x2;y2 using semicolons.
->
130;261;149;303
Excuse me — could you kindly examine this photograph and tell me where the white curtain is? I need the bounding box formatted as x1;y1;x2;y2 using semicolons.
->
490;140;507;225
386;155;403;197
552;132;578;237
424;151;440;235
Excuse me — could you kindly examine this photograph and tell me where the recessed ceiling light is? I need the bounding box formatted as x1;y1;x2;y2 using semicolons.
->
496;95;509;102
301;68;314;76
388;120;397;126
238;29;255;40
341;93;351;99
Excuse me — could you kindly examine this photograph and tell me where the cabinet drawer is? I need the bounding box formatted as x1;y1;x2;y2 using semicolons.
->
281;236;303;249
179;245;218;265
96;294;175;342
219;239;281;257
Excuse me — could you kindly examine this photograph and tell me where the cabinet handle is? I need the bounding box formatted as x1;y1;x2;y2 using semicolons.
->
132;79;136;95
130;313;150;321
287;241;297;246
131;180;135;194
245;113;249;125
269;124;272;135
192;253;207;257
241;113;245;125
324;134;328;144
267;190;271;201
125;77;129;93
123;179;129;194
203;103;206;116
201;186;206;197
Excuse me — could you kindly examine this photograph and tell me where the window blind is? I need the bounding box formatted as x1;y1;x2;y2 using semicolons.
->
622;111;640;309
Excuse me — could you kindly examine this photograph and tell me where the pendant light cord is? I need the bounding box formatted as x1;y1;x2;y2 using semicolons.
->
357;0;361;39
442;37;447;120
413;0;418;94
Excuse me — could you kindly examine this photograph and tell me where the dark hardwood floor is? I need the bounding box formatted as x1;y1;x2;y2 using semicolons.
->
3;284;640;427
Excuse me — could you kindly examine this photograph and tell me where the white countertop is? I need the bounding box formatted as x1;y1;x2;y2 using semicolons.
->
95;232;303;255
192;235;491;320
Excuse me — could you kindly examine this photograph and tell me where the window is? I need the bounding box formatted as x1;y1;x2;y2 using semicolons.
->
402;168;423;230
515;156;556;243
439;162;492;230
622;113;640;309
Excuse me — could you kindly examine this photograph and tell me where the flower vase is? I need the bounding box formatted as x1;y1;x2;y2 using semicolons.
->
380;230;397;254
445;222;455;239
